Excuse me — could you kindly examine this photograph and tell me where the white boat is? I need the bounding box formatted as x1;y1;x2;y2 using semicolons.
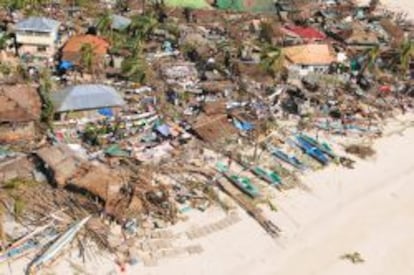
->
28;216;90;273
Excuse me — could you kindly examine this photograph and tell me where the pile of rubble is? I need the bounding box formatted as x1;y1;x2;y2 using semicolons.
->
0;0;413;272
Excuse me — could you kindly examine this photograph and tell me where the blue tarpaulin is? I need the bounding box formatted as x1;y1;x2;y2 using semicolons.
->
98;108;114;117
156;124;171;137
59;60;73;70
233;119;254;131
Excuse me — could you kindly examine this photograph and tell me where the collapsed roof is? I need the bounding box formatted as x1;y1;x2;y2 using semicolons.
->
0;84;41;122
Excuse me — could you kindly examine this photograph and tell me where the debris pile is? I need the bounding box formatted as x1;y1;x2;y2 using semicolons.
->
0;0;413;272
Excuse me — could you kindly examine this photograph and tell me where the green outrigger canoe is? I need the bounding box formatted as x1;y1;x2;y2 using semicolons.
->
216;162;261;198
251;166;282;187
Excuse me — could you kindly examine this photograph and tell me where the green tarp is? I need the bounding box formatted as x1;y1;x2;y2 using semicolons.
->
216;0;276;12
163;0;210;9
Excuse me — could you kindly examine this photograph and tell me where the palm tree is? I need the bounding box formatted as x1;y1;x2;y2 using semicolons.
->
360;45;380;75
79;43;95;76
128;14;158;42
0;34;8;51
398;39;413;76
39;68;54;128
96;10;113;38
1;0;29;10
260;45;284;77
121;52;148;83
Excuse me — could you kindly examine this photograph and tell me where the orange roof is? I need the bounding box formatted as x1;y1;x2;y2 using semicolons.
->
62;35;110;54
283;44;336;66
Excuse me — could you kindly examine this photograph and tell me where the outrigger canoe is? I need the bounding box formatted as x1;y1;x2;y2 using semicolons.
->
28;216;90;273
298;134;337;159
295;136;329;165
267;145;306;170
251;166;282;186
0;232;58;264
216;162;261;198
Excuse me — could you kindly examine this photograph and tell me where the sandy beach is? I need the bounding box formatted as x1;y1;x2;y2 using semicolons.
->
19;116;412;275
380;0;414;19
2;117;414;275
1;112;413;275
115;117;414;275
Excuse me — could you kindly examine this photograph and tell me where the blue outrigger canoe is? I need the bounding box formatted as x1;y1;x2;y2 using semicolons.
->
216;162;261;198
298;134;337;159
267;145;306;170
294;136;329;165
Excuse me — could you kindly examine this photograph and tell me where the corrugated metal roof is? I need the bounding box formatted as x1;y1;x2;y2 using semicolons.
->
164;0;210;9
51;84;125;112
217;0;276;12
15;17;60;32
111;15;131;30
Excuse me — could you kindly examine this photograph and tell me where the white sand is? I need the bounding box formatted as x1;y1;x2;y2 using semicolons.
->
3;117;413;275
380;0;414;19
118;118;413;275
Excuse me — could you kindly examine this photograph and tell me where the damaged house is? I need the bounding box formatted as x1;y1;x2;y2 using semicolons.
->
283;43;336;76
0;84;41;143
61;34;110;74
192;114;237;143
35;144;125;217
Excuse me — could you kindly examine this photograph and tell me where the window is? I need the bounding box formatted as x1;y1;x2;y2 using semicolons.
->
37;46;47;52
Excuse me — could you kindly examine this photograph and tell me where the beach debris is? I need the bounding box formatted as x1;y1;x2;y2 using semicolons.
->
0;0;413;271
340;252;365;264
345;144;376;159
27;216;91;273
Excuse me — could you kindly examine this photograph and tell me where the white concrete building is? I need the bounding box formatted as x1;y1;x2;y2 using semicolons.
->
15;17;60;59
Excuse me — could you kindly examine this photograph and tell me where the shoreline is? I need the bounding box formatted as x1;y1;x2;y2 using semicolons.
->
11;114;411;275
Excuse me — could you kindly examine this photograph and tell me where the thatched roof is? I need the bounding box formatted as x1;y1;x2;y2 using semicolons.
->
380;18;404;44
36;144;83;186
36;144;124;205
69;164;123;203
0;156;35;183
199;80;236;94
0;84;41;123
203;100;227;115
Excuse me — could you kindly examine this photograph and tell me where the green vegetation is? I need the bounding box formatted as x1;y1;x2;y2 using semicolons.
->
260;45;284;77
39;68;54;129
80;43;95;74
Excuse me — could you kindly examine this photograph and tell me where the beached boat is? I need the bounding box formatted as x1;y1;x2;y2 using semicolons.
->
251;166;282;186
0;232;58;264
299;134;337;159
227;174;261;198
295;136;329;165
28;216;90;273
267;145;306;170
216;162;261;198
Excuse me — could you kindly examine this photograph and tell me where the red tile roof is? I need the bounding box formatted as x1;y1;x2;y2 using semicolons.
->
282;25;326;40
62;35;110;55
